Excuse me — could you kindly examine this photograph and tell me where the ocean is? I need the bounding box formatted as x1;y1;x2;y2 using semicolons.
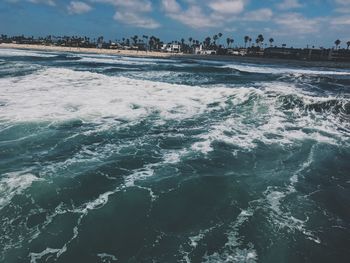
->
0;48;349;263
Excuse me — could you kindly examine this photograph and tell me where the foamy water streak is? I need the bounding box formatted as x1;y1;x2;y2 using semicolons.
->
223;63;350;75
0;48;57;58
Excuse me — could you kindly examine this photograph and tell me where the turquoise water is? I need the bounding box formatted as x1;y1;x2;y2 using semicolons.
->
0;48;349;263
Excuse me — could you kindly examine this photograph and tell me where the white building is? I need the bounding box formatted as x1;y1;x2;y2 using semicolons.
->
227;49;247;56
161;44;181;53
194;45;216;55
194;44;203;54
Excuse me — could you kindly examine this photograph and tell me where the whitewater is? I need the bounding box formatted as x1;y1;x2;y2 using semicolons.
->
0;48;349;263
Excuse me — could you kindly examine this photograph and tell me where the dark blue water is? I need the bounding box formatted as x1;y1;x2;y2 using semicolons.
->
0;48;350;263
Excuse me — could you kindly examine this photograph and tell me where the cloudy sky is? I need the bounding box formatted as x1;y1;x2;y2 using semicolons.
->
1;0;350;47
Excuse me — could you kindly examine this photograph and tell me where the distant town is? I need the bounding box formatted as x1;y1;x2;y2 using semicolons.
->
1;33;350;62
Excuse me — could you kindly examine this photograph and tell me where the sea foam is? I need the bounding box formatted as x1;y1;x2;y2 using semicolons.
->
0;67;348;153
222;63;350;76
0;172;40;210
0;48;57;58
0;67;240;122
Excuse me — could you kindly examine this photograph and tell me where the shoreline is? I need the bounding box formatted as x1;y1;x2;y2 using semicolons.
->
0;43;182;58
2;43;350;69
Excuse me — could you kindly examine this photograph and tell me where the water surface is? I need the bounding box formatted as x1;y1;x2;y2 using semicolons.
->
0;48;349;263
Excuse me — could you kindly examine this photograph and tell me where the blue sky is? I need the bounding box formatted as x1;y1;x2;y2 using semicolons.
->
1;0;350;48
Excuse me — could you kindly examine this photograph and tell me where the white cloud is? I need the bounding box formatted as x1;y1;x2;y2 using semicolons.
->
28;0;55;5
113;11;160;28
166;5;221;28
161;0;181;13
161;0;246;29
5;0;56;5
208;0;245;14
243;8;273;21
331;15;350;25
334;0;350;12
274;13;323;35
91;0;159;29
67;1;92;15
91;0;152;12
277;0;302;10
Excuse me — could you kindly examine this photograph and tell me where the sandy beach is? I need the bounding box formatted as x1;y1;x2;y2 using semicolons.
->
0;43;183;58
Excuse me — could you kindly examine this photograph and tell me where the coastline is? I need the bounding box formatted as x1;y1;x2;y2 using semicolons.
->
0;43;182;58
2;43;350;69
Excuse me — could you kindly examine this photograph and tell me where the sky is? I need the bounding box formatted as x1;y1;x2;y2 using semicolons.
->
1;0;350;48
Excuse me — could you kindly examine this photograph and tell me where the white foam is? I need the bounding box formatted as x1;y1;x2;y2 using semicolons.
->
0;172;40;210
0;61;41;77
30;248;63;263
260;147;321;245
191;82;349;154
0;48;57;58
97;253;118;262
163;149;189;164
77;53;176;66
124;166;155;188
203;209;258;263
223;63;350;76
79;56;156;65
0;68;347;154
0;67;238;123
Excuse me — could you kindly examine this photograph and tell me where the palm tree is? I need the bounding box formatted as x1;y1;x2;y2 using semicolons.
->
148;36;155;50
335;39;341;49
131;35;138;45
347;41;350;50
255;38;260;47
226;38;234;48
142;35;149;50
218;32;223;46
244;36;249;48
204;37;211;48
188;37;193;45
213;35;218;45
156;38;161;50
142;35;148;43
269;38;274;47
258;34;264;48
226;38;231;48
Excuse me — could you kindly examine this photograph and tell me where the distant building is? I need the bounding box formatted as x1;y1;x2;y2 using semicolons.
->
194;44;203;54
227;49;247;56
161;44;181;53
202;50;217;55
109;42;122;49
194;45;216;55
